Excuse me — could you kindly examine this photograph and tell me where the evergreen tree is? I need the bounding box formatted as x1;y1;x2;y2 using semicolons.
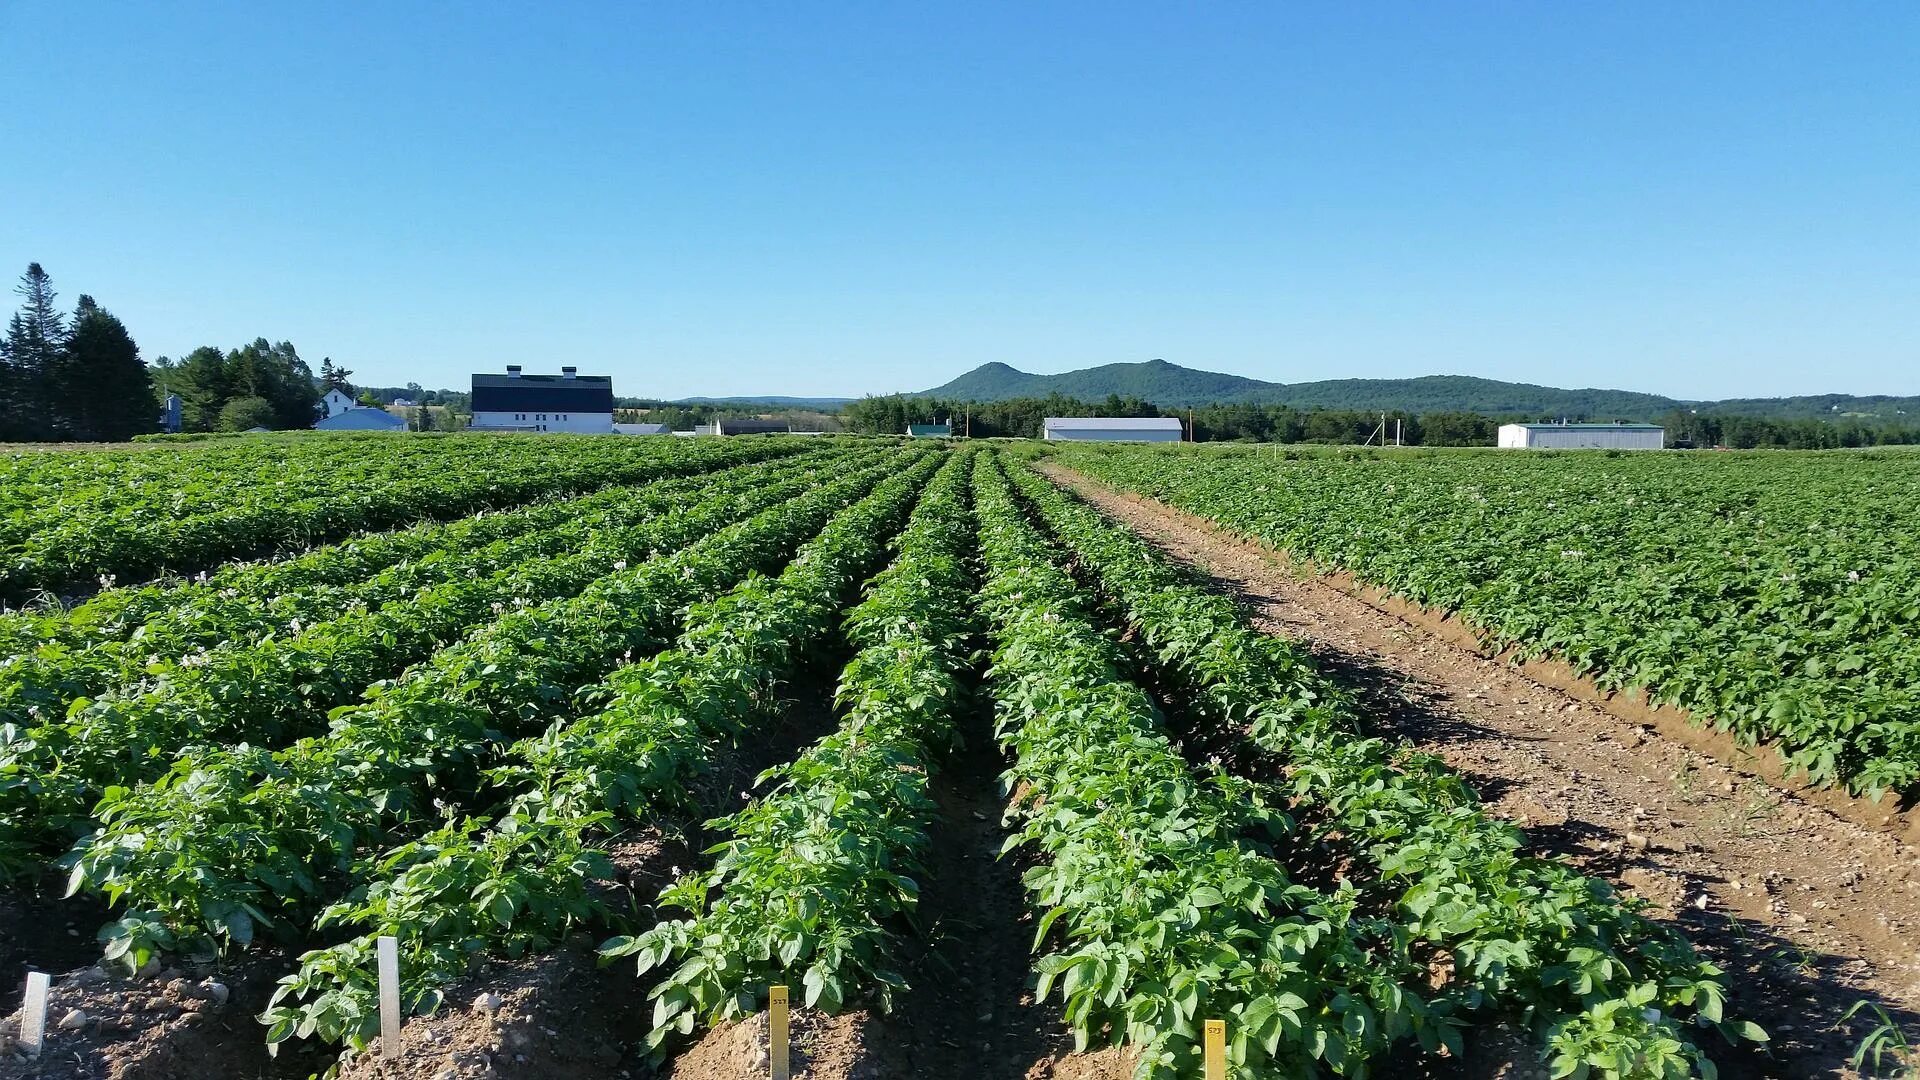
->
54;296;157;441
1;263;67;439
319;356;355;394
225;338;320;428
170;346;234;432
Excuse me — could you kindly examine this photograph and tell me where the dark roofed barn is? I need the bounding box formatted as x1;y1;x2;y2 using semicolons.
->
470;366;614;433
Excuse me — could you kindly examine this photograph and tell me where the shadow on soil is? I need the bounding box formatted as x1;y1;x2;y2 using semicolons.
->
861;705;1076;1080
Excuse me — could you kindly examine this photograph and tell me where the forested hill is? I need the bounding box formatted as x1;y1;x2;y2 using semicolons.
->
923;360;1678;414
919;359;1918;420
926;359;1277;405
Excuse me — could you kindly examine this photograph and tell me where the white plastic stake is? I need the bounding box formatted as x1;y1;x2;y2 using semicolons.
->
768;984;789;1080
19;971;50;1056
377;935;401;1058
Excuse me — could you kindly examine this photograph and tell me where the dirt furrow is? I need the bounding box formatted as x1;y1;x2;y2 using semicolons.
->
1039;463;1920;1078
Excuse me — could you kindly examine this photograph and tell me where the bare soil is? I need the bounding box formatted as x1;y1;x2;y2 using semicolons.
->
0;953;329;1080
856;713;1075;1079
1039;463;1920;1079
669;1009;881;1079
334;940;642;1080
666;701;1129;1080
0;885;110;1017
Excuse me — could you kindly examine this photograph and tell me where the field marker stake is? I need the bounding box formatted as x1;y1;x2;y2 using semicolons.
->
1203;1018;1226;1080
19;971;50;1056
768;984;790;1080
377;935;401;1059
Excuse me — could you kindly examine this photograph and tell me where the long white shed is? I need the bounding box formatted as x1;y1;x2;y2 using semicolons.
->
1498;423;1665;450
1042;417;1184;442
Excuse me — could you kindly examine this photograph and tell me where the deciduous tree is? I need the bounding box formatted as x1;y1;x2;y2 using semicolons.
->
218;395;278;431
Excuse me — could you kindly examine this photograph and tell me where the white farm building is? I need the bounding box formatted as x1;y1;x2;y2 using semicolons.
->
1042;417;1184;442
470;366;615;433
1497;423;1665;450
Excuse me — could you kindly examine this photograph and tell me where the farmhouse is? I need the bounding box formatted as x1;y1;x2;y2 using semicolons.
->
470;366;615;433
320;388;356;418
314;406;406;431
1042;416;1183;442
1497;422;1665;450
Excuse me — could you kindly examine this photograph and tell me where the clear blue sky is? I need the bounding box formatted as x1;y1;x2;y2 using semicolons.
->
3;3;1914;400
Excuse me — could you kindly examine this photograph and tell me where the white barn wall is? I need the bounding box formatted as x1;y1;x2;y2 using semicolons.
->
471;411;612;434
1043;428;1182;442
1042;417;1185;442
1498;424;1664;450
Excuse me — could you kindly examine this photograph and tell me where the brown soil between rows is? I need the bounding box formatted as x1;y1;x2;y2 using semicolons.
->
668;704;1132;1080
1039;462;1920;1079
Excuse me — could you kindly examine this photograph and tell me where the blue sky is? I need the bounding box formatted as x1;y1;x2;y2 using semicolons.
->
2;3;1914;400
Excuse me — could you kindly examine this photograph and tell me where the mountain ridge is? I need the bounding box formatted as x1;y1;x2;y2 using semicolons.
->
917;360;1918;420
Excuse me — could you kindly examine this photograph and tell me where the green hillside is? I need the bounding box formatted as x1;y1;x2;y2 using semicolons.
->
1240;374;1682;417
919;360;1917;420
928;359;1271;405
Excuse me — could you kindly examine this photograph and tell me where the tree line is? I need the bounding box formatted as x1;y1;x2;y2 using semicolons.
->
843;392;1920;448
0;262;397;440
840;393;1499;444
1657;409;1920;450
0;264;156;441
151;340;328;433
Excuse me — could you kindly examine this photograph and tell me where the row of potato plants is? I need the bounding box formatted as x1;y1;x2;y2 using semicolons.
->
0;434;819;602
0;437;818;658
63;451;931;962
258;452;953;1053
0;436;467;543
0;446;848;741
972;454;1448;1079
1054;444;1920;799
0;437;649;552
1004;458;1753;1078
607;448;982;1053
0;449;884;878
0;428;501;497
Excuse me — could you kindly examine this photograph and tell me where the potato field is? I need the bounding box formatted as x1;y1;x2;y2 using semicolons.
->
1;435;1914;1080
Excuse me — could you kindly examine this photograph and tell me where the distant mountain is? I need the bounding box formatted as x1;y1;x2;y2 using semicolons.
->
928;359;1274;406
917;360;1918;421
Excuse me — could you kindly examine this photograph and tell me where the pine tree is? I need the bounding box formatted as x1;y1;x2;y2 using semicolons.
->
1;263;67;439
55;296;157;441
171;346;234;432
319;356;355;395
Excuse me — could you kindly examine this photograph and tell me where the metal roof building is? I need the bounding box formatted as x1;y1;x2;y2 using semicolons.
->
314;406;407;431
710;419;791;436
906;423;952;437
470;366;615;433
1042;416;1184;442
1497;423;1665;450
